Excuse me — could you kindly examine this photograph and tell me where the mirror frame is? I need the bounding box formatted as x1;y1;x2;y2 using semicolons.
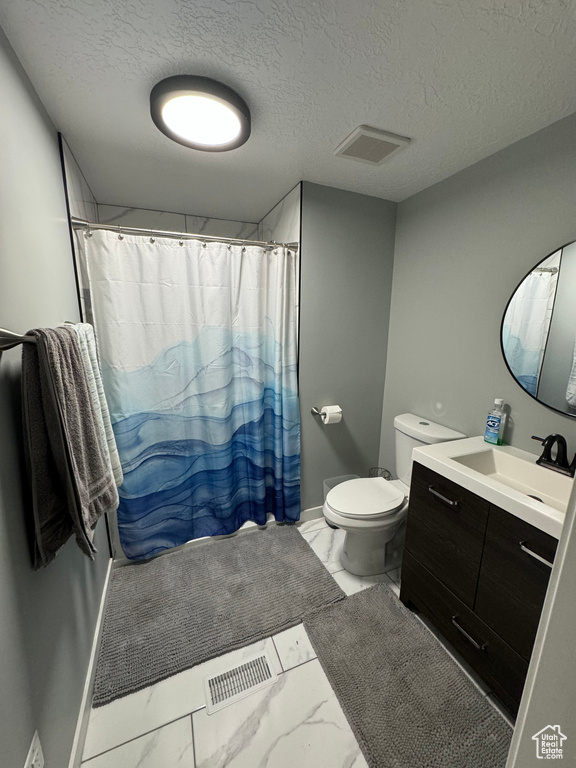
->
500;238;576;419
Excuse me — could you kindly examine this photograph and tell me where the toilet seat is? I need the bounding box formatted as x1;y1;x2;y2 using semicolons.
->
326;477;405;520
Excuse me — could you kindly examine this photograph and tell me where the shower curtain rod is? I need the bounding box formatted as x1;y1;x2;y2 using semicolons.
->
70;218;299;250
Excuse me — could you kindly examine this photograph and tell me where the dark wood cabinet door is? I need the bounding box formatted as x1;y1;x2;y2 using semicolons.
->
475;505;558;661
401;551;528;715
405;463;490;607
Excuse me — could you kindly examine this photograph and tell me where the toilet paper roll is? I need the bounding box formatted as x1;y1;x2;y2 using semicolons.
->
320;405;342;425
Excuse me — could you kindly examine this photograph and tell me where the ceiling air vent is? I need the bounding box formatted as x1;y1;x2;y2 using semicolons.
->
334;126;410;166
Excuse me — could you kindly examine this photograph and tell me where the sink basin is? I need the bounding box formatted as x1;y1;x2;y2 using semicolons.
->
452;448;572;513
412;436;574;539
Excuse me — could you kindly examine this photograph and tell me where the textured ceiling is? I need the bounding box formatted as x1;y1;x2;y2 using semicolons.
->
1;0;576;221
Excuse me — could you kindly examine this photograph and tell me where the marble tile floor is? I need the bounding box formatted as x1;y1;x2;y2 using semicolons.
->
81;517;511;767
297;518;402;596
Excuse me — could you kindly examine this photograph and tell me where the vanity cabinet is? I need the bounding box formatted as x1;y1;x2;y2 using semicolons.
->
401;461;558;715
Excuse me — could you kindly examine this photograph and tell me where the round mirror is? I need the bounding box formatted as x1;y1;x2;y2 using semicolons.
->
501;240;576;418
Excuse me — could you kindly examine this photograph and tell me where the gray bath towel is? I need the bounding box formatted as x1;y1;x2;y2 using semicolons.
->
22;327;118;568
21;344;77;567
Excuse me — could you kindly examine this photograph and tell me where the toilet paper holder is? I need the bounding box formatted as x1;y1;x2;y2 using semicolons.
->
311;405;343;424
311;406;341;417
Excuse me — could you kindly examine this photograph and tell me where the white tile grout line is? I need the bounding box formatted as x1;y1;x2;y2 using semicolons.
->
81;715;193;764
271;635;288;674
189;713;197;768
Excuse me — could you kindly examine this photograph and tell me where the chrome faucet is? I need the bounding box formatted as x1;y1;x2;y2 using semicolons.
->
531;434;576;477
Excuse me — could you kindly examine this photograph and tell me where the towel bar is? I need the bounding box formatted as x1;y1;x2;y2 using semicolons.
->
0;322;77;351
0;327;37;351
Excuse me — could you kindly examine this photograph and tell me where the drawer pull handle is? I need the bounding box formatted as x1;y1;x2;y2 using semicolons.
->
519;542;554;569
451;616;486;651
428;485;459;508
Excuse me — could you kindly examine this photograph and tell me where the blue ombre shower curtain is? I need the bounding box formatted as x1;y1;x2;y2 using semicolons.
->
83;229;300;559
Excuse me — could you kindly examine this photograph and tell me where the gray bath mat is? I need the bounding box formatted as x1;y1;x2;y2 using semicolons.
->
304;584;512;768
93;525;344;707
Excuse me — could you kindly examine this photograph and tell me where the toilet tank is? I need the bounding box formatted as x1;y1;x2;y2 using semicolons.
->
394;413;466;487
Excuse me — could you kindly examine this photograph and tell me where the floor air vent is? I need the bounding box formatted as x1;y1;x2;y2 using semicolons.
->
203;652;278;714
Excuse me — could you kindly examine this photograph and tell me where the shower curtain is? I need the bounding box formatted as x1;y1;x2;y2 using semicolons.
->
502;269;558;396
82;229;300;560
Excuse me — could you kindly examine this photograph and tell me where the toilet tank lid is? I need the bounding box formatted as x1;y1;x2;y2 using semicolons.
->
394;413;466;444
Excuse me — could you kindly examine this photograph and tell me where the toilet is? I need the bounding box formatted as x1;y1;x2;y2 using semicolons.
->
323;413;466;576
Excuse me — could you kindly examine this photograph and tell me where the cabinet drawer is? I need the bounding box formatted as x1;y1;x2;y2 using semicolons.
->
400;550;527;715
475;505;557;661
405;463;490;607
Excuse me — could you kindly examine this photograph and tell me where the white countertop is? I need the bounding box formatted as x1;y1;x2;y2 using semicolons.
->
412;436;574;540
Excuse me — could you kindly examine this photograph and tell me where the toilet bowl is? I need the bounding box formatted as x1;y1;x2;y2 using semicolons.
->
322;413;467;577
323;477;409;576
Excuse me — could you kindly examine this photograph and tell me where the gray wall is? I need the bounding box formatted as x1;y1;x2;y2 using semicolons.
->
0;28;110;768
538;241;576;415
380;112;576;473
300;182;397;509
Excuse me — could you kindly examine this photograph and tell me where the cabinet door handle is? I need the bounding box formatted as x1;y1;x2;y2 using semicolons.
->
451;616;486;651
519;542;554;569
428;485;459;508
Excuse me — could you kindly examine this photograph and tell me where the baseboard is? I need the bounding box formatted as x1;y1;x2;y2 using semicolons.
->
68;556;113;768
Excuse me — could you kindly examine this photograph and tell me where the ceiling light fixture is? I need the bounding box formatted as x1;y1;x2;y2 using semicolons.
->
150;75;251;152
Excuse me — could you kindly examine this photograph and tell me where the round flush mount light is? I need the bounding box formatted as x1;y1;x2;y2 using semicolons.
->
150;75;251;152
